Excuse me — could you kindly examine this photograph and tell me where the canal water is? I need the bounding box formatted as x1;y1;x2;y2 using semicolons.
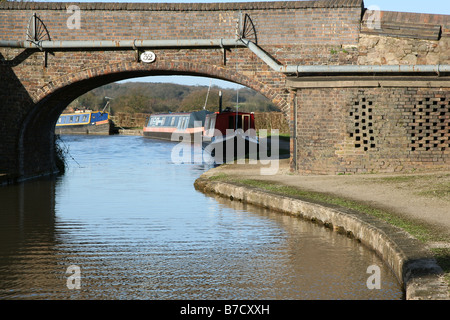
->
0;135;403;300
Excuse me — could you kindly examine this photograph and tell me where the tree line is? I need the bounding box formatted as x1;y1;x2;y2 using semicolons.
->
68;81;279;115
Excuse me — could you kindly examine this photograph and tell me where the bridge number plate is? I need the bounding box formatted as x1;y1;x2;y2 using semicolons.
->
140;51;156;63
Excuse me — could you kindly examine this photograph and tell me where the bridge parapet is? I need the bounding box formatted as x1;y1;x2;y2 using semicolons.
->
0;0;362;46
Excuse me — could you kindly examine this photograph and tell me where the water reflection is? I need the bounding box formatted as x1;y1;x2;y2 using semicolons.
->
0;135;403;300
0;177;59;299
211;196;404;300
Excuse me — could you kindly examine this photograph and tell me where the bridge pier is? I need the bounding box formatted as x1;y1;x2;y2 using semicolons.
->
288;78;450;174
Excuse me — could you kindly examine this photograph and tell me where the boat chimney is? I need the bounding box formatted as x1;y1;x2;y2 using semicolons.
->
218;90;222;113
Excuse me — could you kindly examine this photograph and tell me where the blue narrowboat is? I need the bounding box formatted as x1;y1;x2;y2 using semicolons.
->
55;110;110;135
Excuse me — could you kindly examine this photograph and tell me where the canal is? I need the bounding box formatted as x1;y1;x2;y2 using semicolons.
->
0;135;403;300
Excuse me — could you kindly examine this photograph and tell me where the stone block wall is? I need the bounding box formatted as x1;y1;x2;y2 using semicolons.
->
358;34;450;66
359;10;450;65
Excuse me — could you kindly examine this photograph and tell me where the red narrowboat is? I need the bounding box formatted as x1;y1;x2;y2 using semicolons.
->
202;107;259;162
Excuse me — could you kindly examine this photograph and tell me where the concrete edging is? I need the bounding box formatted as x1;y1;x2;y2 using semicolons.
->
194;177;449;300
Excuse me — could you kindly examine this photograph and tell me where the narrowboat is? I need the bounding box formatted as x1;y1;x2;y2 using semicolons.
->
55;110;111;135
143;110;213;141
202;107;259;162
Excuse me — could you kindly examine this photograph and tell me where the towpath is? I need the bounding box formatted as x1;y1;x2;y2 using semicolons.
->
201;158;450;246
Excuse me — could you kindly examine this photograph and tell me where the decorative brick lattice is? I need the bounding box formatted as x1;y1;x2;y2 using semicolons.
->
349;97;376;152
408;97;450;152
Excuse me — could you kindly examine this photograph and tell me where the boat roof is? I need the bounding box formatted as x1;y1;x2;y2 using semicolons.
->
59;110;106;117
150;112;190;116
210;111;254;115
150;110;213;117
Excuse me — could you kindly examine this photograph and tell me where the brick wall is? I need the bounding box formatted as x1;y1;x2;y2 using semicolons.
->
294;87;450;174
253;112;290;134
0;1;362;46
110;112;150;129
288;8;450;175
110;111;290;134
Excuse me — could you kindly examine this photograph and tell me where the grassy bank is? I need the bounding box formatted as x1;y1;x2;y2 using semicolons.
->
206;172;450;288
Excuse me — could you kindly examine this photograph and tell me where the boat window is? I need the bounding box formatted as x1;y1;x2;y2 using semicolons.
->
58;117;62;124
209;117;216;130
237;115;243;129
75;116;80;122
228;116;234;130
178;118;185;129
243;115;250;131
82;115;88;122
69;116;74;123
178;116;189;129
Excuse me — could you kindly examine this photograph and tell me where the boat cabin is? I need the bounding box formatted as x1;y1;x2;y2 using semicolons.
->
203;109;256;137
143;110;213;141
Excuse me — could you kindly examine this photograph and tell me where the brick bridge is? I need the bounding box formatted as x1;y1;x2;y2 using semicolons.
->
0;0;449;183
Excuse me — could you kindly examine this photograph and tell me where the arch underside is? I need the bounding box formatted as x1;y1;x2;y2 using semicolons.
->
33;59;289;122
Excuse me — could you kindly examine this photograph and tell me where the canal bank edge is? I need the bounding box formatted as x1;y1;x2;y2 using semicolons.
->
194;176;449;300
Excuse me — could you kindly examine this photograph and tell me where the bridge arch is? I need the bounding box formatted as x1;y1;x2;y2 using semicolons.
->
18;58;290;179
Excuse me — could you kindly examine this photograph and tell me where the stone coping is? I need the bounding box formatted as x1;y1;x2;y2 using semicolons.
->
364;10;450;26
194;177;449;300
0;0;363;11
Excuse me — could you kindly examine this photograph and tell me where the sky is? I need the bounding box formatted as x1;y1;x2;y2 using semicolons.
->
32;0;450;89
